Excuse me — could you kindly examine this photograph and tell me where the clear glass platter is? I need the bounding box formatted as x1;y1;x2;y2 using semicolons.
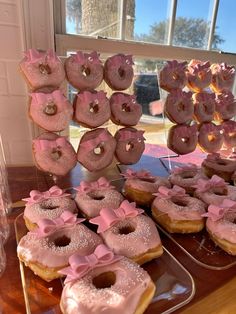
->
14;212;195;314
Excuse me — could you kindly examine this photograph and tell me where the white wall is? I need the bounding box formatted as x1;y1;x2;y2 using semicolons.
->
0;0;54;165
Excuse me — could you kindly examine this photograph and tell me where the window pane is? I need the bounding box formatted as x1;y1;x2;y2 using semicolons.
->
126;0;170;44
173;0;213;49
66;0;122;39
214;0;236;53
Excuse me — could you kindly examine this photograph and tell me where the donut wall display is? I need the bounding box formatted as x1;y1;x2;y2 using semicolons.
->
159;60;236;155
19;48;145;175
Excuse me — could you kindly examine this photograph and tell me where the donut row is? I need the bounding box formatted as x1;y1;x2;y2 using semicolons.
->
160;59;235;93
29;89;142;132
167;120;236;155
32;127;145;175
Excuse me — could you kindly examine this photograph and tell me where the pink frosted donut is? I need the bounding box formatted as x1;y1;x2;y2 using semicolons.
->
222;120;236;149
122;168;171;206
73;90;110;128
114;127;145;164
214;91;236;121
29;90;72;131
202;200;236;255
74;177;124;218
19;49;65;91
151;185;206;233
192;92;215;123
186;60;212;92
164;89;193;124
167;124;198;155
110;92;142;126
65;51;103;90
90;200;163;264
198;122;223;153
60;245;155;314
169;163;208;195
194;175;236;205
77;128;116;172
104;54;134;90
32;133;77;176
17;211;103;281
160;60;187;92
210;63;235;93
23;185;77;230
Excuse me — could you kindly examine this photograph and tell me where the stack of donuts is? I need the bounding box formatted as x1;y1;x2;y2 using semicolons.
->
160;59;236;155
19;49;145;176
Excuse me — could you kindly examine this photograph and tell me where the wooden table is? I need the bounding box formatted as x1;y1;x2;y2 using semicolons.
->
1;155;236;314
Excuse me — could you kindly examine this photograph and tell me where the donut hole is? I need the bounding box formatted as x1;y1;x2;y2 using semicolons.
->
125;142;134;152
140;178;156;183
118;67;125;79
89;102;99;113
81;66;91;77
177;102;185;112
173;199;188;207
94;145;104;155
40;202;59;210
181;172;195;179
217;160;227;166
51;149;62;161
118;224;135;235
39;63;51;75
213;189;228;196
207;133;216;142
92;271;116;289
43;103;57;116
87;192;105;201
181;137;189;143
122;103;131;112
53;235;71;247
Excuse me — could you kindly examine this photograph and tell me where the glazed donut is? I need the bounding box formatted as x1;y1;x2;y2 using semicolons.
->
202;200;236;255
194;175;236;205
201;153;236;182
32;133;77;176
198;122;223;153
17;211;103;282
164;89;193;124
192;92;215;123
104;54;134;90
77;128;116;172
160;60;187;92
65;51;103;90
90;200;163;264
222;120;236;149
110;92;142;126
186;60;212;92
214;91;236;121
22;185;77;231
210;63;235;93
169;163;208;195
19;49;65;91
73;90;110;128
60;245;155;314
167;124;198;155
114;127;145;164
151;185;206;233
122;168;171;206
74;177;124;218
29;90;73;132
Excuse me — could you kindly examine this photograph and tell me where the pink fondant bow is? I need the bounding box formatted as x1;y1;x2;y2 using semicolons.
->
74;177;115;193
154;185;186;199
22;185;70;205
73;51;101;65
171;163;198;175
89;200;144;233
24;49;59;64
33;137;67;151
202;199;236;221
118;130;145;141
31;90;67;105
193;175;227;193
77;90;107;104
59;244;122;284
79;130;110;151
121;168;155;180
32;211;85;238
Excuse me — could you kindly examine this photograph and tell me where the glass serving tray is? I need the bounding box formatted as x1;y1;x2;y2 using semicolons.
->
14;213;195;314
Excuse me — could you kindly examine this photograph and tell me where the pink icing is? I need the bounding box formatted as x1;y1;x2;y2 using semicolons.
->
211;63;235;91
202;153;236;173
193;175;227;193
187;60;212;90
155;185;187;198
206;217;236;244
72;51;102;65
193;92;215;123
60;258;152;314
222;120;236;148
198;122;223;153
160;60;187;90
215;91;236;120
